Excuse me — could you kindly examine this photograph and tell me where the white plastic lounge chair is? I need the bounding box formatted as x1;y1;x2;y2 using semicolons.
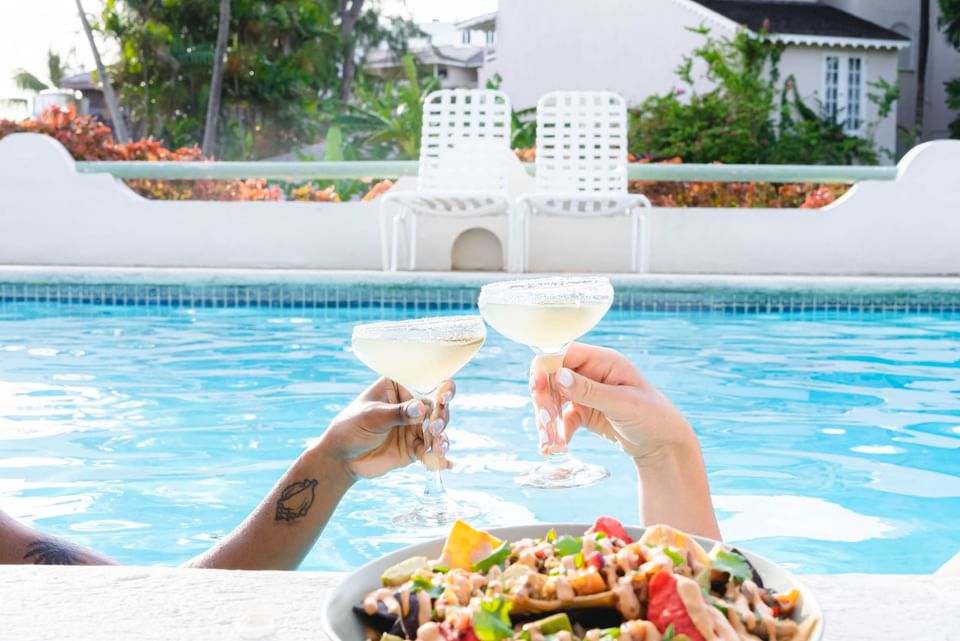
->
380;89;514;271
516;91;652;272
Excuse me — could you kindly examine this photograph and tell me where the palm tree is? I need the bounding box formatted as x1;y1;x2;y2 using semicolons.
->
202;0;231;157
75;0;129;143
11;50;69;93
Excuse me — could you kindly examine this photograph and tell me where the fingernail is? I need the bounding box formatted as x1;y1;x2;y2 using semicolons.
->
538;429;550;447
442;390;453;405
405;402;421;418
430;419;445;436
440;438;450;455
528;374;537;392
557;368;574;387
538;407;551;427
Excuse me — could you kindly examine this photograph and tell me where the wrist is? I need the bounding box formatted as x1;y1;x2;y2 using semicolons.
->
631;431;701;478
305;438;357;491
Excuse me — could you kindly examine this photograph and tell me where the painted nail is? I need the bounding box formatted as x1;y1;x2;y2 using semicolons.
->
406;402;422;418
430;419;445;436
538;407;552;427
538;429;550;448
439;437;450;455
529;374;537;392
557;368;574;387
443;390;453;405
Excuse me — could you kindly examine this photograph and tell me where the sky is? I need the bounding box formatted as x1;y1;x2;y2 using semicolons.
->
0;0;496;119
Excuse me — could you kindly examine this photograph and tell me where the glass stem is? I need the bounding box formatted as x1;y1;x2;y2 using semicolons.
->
546;368;570;454
423;466;446;505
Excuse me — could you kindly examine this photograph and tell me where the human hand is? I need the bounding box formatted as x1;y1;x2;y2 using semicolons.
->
316;377;455;480
529;342;697;465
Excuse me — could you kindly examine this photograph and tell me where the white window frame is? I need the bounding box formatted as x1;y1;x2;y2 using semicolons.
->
461;30;471;45
822;53;867;136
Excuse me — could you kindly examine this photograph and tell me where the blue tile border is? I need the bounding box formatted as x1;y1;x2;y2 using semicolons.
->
1;282;959;314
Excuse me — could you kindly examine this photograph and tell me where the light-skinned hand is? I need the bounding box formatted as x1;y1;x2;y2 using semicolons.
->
529;343;696;463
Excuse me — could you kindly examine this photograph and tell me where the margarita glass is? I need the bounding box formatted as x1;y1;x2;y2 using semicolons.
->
478;276;614;488
351;315;486;526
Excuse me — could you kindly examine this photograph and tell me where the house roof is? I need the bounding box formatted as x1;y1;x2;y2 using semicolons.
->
695;1;910;47
455;12;497;32
366;45;485;70
59;71;101;91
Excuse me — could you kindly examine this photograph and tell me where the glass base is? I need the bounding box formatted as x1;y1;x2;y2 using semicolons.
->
515;452;610;489
392;494;481;528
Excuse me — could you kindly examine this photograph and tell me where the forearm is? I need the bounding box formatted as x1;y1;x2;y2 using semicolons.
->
634;440;722;541
186;442;354;570
0;509;116;566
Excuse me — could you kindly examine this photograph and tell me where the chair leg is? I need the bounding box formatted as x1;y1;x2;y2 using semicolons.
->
391;210;405;271
408;214;418;271
630;208;640;273
379;202;392;271
523;207;531;272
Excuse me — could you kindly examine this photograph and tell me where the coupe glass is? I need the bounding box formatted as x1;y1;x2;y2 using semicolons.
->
351;315;486;526
479;277;614;488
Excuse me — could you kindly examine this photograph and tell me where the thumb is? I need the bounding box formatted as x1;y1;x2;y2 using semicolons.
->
363;399;426;433
556;367;622;414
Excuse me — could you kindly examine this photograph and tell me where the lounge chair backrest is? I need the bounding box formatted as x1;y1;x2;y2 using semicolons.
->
534;91;629;194
418;89;512;193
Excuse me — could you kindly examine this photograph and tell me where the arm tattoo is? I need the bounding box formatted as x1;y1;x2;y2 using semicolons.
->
275;479;318;522
24;539;90;565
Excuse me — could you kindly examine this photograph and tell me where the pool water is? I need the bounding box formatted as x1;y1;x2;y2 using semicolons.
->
1;300;959;574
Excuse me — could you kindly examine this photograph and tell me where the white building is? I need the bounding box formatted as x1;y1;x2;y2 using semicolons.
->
365;17;497;89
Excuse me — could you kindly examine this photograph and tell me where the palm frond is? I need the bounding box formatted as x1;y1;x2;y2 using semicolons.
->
12;69;48;92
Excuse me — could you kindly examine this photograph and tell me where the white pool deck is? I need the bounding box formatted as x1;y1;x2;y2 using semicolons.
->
0;566;957;641
2;266;960;294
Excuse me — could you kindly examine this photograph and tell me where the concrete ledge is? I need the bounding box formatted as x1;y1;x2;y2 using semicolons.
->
1;266;960;295
0;566;957;640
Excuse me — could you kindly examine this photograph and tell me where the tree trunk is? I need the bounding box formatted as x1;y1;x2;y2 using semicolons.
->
339;0;365;101
203;0;231;158
75;0;129;144
916;0;931;135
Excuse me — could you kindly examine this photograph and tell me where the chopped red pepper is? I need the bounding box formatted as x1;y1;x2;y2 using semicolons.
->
592;516;634;544
647;571;707;641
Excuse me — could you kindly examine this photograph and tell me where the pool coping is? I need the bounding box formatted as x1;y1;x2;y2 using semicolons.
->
2;266;960;295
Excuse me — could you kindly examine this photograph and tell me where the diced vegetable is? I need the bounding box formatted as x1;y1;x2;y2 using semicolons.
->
546;528;557;542
442;520;504;570
473;541;510;573
472;598;514;641
693;567;711;592
521;613;573;635
598;627;620;641
412;575;444;598
710;549;752;583
587;552;604;571
774;589;800;617
382;634;405;641
554;535;583;557
647;571;707;641
569;568;607;596
381;556;429;587
640;525;710;567
592;516;634;544
663;548;685;567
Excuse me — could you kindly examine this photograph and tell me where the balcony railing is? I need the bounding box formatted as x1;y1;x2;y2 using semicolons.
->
75;161;897;184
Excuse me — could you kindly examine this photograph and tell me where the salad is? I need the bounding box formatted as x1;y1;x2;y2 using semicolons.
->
355;518;818;641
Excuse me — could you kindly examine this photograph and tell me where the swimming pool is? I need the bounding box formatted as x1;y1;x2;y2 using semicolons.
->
1;281;959;574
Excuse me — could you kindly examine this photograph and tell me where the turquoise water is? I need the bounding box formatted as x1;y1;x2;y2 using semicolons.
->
1;300;959;574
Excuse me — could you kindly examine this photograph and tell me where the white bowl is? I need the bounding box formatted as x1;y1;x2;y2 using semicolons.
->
322;523;824;641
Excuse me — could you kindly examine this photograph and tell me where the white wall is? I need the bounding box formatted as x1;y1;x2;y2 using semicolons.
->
779;45;900;159
2;133;960;276
490;0;729;109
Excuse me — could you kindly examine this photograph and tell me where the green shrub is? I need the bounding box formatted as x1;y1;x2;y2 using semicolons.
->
629;27;895;165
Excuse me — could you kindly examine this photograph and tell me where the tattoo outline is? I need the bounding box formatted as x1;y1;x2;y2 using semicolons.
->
24;539;88;565
275;478;318;522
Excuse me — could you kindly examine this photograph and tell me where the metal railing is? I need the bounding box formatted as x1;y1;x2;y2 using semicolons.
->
74;160;898;184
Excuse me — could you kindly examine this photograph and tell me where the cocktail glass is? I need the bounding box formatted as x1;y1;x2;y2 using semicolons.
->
478;277;614;488
351;315;486;526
